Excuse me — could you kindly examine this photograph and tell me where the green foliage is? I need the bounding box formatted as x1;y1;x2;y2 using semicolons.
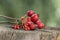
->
0;0;60;27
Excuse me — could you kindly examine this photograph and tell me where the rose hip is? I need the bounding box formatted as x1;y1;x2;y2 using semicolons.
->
37;22;45;29
24;24;30;30
27;21;32;25
31;14;39;22
35;19;41;24
29;24;35;30
25;21;35;30
24;23;28;28
27;10;35;17
27;27;30;30
14;24;20;30
27;17;31;22
24;27;30;31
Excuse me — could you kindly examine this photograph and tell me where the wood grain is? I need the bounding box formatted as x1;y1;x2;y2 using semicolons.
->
0;24;60;40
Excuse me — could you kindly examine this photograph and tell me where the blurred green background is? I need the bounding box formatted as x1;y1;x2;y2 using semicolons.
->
0;0;60;27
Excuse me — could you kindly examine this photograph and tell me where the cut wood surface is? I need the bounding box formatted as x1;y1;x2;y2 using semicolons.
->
0;24;60;40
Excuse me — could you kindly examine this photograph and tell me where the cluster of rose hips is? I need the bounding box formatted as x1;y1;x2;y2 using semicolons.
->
14;10;45;30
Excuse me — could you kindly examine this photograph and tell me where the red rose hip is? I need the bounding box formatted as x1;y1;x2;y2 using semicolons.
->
37;23;45;29
14;24;20;30
24;27;30;31
27;17;31;22
24;24;30;30
24;23;28;28
27;10;35;17
31;14;39;22
27;27;30;30
29;24;35;30
35;19;41;24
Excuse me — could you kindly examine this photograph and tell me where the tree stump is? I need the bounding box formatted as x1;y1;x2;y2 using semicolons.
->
0;24;60;40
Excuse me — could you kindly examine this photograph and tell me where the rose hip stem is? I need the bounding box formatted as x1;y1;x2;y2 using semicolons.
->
0;15;19;20
0;21;17;24
0;15;26;24
0;15;27;20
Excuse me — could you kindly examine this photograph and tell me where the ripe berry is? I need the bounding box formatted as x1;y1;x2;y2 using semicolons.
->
27;17;31;22
24;23;28;28
14;24;20;30
27;10;35;17
24;24;30;30
27;27;30;30
35;19;41;24
29;24;35;30
31;14;39;22
37;22;45;29
27;21;32;25
24;27;30;31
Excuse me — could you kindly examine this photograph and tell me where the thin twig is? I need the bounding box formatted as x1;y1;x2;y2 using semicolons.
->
0;15;27;24
0;15;20;20
0;21;16;24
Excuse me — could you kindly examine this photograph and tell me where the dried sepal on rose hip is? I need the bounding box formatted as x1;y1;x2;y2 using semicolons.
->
21;16;27;25
21;16;26;20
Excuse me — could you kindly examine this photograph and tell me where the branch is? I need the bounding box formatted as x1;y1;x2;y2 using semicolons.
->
0;15;20;20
